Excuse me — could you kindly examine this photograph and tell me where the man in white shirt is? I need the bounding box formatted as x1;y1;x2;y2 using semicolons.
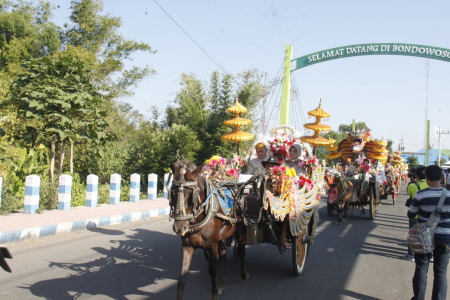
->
247;142;269;175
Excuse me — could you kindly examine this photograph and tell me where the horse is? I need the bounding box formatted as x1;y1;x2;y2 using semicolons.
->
325;171;355;224
169;160;237;300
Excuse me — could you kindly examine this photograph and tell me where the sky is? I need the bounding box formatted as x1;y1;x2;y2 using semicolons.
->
40;0;450;156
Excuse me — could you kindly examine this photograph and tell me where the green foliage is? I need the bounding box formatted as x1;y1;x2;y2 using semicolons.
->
63;0;156;99
97;183;110;204
70;173;86;207
338;122;370;133
0;179;23;214
120;179;130;202
386;139;394;154
407;155;419;167
38;177;58;211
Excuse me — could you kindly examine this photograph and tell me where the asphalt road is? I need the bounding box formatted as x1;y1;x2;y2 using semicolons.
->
0;189;448;300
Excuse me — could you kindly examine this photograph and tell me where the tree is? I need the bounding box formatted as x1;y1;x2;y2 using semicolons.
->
407;155;419;167
0;0;61;101
338;122;370;133
6;48;108;179
62;0;156;99
386;139;394;154
163;70;267;164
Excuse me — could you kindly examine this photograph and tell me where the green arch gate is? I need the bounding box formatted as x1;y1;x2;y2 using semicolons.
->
280;43;450;125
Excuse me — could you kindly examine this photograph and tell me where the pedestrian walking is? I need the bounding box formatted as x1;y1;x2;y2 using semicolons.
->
403;166;428;262
407;165;450;300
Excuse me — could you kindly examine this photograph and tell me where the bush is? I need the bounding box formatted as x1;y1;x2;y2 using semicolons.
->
70;173;86;207
0;180;23;214
38;178;59;212
98;183;110;205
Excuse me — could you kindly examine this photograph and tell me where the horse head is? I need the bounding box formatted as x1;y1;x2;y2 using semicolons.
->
169;161;204;236
325;171;340;203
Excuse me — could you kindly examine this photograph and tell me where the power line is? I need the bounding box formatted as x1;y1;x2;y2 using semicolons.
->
153;0;228;74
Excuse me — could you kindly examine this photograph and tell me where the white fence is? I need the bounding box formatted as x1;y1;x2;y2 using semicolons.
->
1;173;173;214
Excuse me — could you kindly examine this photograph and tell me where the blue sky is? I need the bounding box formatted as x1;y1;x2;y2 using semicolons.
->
41;0;450;155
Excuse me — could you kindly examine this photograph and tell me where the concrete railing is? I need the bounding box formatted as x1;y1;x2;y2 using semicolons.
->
0;173;174;214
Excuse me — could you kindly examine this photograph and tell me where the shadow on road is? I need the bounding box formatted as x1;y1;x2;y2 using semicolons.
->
22;193;413;299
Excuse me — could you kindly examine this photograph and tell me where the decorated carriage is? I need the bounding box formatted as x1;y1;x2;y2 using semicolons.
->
325;130;391;222
235;125;325;275
168;99;330;300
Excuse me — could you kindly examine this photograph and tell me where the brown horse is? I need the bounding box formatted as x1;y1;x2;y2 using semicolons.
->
169;160;236;300
325;171;355;224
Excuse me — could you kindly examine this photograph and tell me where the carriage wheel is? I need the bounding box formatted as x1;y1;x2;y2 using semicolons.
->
292;227;309;276
369;187;376;220
327;200;334;216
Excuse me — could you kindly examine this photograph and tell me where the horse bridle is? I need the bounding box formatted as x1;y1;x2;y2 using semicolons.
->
168;166;202;222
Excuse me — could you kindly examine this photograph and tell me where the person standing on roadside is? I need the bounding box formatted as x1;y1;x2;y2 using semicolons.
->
403;166;428;261
408;165;450;300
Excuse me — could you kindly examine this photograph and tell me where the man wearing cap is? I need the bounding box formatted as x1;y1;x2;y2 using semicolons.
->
247;142;269;175
345;158;356;176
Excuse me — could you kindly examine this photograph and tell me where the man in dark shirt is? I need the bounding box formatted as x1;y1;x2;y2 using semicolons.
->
407;165;450;300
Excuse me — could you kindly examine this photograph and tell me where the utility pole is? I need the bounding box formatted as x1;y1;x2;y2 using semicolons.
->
437;126;449;166
424;60;429;151
398;136;405;152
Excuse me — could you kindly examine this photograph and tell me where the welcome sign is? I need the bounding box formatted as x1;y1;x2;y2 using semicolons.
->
291;43;450;71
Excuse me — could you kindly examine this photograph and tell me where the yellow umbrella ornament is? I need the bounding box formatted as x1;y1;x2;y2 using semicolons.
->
300;99;333;153
220;96;254;154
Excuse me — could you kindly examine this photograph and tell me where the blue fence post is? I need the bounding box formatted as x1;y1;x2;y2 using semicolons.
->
163;173;172;198
58;174;72;210
130;173;140;202
86;174;98;207
24;175;40;214
109;173;121;204
148;173;157;200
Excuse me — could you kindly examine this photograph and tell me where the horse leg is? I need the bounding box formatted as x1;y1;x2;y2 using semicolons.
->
207;242;220;300
235;228;249;280
337;201;343;225
176;245;195;300
216;240;227;295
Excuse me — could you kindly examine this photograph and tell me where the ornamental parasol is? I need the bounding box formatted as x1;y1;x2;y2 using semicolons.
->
372;146;388;153
326;145;338;151
374;139;388;147
325;152;342;159
221;96;254;154
300;99;332;151
370;152;387;160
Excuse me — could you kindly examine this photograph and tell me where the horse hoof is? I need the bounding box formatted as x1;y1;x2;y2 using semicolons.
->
218;288;223;295
241;272;249;280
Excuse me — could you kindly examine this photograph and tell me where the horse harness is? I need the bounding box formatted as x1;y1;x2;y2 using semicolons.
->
167;169;238;234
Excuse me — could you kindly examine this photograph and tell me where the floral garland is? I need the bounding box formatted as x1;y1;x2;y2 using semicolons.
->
202;155;245;180
269;133;297;157
299;155;320;171
298;175;314;191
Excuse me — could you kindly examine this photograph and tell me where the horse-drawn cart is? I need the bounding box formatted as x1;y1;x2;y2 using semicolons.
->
168;126;326;299
236;161;324;275
325;132;387;223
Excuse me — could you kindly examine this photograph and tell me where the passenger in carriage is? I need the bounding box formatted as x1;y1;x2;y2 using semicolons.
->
283;144;306;176
342;164;353;178
344;158;356;176
360;158;371;173
247;142;270;175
